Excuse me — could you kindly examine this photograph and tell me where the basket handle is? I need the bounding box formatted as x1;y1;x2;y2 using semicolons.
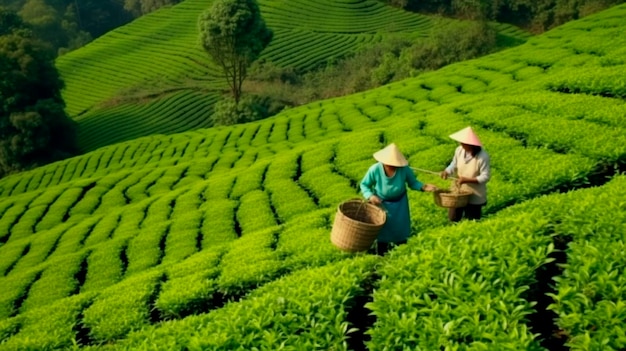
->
347;198;382;219
410;167;458;180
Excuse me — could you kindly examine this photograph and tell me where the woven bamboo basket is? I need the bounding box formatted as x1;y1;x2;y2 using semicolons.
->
433;189;472;208
331;199;386;252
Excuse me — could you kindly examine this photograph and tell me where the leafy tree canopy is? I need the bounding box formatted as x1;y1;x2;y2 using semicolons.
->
123;0;181;16
0;0;181;55
198;0;272;104
0;8;76;177
0;6;26;35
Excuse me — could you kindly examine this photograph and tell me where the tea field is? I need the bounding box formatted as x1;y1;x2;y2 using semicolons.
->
56;0;531;152
1;3;626;350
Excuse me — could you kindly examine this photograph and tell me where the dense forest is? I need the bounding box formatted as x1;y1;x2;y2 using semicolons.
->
0;0;180;55
382;0;625;32
2;0;624;56
0;9;77;177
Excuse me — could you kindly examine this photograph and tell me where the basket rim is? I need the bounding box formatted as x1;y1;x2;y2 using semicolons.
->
338;200;386;227
434;189;472;196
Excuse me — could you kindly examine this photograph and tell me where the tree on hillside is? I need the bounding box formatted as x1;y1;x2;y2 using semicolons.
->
198;0;272;104
0;8;76;177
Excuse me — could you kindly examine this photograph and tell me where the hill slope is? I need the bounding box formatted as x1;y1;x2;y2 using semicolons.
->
56;0;531;152
1;3;626;350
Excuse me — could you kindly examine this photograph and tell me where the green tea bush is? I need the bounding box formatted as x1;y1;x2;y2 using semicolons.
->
236;190;277;235
0;269;41;319
81;238;128;293
82;213;118;247
217;227;284;296
156;274;219;320
0;293;94;350
10;224;71;274
20;252;88;312
83;270;164;342
200;199;238;247
9;205;48;241
126;222;170;275
0;193;41;241
0;240;31;277
230;161;269;199
211;96;276;126
368;215;553;349
47;217;100;259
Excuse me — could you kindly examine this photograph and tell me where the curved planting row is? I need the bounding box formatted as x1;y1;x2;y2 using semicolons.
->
75;90;220;151
261;0;433;32
56;0;442;116
262;29;375;71
57;0;220;117
56;0;531;152
368;176;626;350
1;4;626;349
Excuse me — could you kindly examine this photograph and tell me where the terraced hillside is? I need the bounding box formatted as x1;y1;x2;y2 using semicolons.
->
1;4;626;350
57;0;531;152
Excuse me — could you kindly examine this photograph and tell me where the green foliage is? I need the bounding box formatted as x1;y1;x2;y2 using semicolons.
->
140;250;224;321
211;95;274;126
198;0;272;103
367;214;555;350
236;190;276;235
0;292;94;350
289;20;498;102
125;222;169;275
19;252;87;312
373;19;497;83
0;269;41;319
189;257;379;350
53;0;529;151
4;0;135;55
383;0;625;32
1;4;626;349
546;65;626;98
80;237;127;292
123;0;182;16
0;7;27;35
83;270;164;343
0;14;76;178
217;226;284;296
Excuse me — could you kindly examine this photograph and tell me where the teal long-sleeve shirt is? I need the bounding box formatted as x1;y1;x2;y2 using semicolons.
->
359;162;425;243
360;163;424;201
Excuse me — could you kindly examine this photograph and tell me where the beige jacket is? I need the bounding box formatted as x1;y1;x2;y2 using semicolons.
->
446;146;491;205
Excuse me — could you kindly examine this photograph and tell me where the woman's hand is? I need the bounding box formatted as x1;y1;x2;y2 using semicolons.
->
368;195;382;205
456;176;472;185
422;184;437;192
440;171;449;180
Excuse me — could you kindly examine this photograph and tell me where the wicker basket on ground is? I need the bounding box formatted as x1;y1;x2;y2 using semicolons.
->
331;199;386;252
433;188;472;208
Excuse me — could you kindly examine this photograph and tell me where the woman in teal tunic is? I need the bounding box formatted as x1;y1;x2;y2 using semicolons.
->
360;143;436;255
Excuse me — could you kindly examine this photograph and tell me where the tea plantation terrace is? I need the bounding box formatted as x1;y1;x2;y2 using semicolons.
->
0;3;625;350
56;0;531;152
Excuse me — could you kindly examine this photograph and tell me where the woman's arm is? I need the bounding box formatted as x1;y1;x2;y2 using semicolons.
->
442;147;458;179
476;153;491;184
360;164;377;199
405;167;424;191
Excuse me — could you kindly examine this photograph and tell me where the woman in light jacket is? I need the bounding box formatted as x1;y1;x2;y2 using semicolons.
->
440;126;491;222
360;143;436;255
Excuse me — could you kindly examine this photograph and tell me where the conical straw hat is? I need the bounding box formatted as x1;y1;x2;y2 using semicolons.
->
449;126;482;146
373;143;408;167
